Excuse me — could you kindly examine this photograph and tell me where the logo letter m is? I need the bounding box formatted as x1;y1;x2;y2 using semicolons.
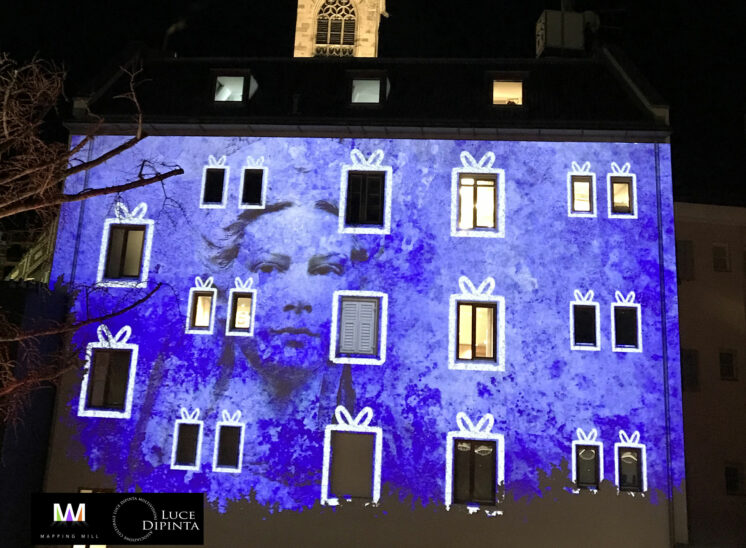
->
53;503;85;522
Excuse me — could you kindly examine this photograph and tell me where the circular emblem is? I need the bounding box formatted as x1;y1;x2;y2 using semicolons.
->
112;496;157;542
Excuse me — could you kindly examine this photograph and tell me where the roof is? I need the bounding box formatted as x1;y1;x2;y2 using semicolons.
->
68;47;670;142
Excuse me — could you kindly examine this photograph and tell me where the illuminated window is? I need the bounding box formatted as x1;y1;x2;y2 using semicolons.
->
351;78;382;104
213;423;243;473
571;303;599;350
725;463;745;495
190;292;214;329
315;0;355;56
201;167;227;207
681;348;699;390
719;349;737;380
574;444;600;489
185;280;217;335
452;438;497;505
610;176;634;214
344;172;385;226
612;304;641;352
328;431;376;500
676;240;695;282
240;169;265;208
458;174;496;230
103;226;145;280
457;302;496;361
492;80;522;105
337;297;380;356
227;292;255;336
712;243;730;272
84;350;132;412
617;447;643;492
571;175;594;214
214;75;244;102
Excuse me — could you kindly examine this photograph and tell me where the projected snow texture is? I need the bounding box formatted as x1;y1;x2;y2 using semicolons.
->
51;136;683;511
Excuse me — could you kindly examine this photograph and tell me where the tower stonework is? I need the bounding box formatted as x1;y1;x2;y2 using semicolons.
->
294;0;387;58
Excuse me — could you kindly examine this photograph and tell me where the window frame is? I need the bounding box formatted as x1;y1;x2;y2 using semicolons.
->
329;290;388;366
455;301;498;362
238;162;267;210
225;287;257;337
719;349;738;381
348;72;388;106
567;170;597;218
212;410;245;474
676;239;695;282
725;462;745;495
712;243;731;272
450;154;505;239
210;69;254;105
611;296;643;353
96;210;154;289
614;432;647;493
607;169;638;219
170;409;204;471
449;290;505;372
78;326;138;420
570;291;601;351
200;163;230;209
572;442;604;490
680;348;700;391
184;279;217;335
456;173;498;230
338;154;393;235
489;78;525;107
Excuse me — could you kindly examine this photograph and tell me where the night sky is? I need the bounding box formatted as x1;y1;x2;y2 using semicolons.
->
1;0;744;205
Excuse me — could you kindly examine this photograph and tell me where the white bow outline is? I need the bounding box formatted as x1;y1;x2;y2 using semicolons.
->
234;277;254;290
571;161;592;173
614;291;636;304
244;156;265;168
96;324;132;345
194;276;214;288
221;410;242;424
611;162;631;174
334;405;374;428
573;289;595;302
114;202;148;221
456;412;495;434
576;427;598;442
179;408;200;421
458;275;496;296
350;149;385;168
619;430;641;444
207;155;227;167
460;151;495;170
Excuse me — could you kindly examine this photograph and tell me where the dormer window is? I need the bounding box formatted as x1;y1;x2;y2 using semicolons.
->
214;76;245;102
492;80;523;106
315;0;356;56
351;79;382;104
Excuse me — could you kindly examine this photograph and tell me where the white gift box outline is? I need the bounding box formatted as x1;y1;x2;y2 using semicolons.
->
613;430;647;493
569;290;601;351
320;406;383;506
444;412;505;509
199;155;230;209
610;291;643;353
566;161;597;218
570;428;604;491
448;276;506;372
225;277;257;337
95;202;154;289
184;276;218;335
337;149;394;235
329;290;388;366
238;157;268;210
606;162;638;220
170;408;204;471
78;325;138;419
450;151;506;239
212;410;245;474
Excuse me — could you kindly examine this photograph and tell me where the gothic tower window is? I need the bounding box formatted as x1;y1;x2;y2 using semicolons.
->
315;0;356;56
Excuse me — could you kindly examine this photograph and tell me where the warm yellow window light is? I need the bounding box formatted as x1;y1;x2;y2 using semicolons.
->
573;179;592;212
493;80;523;105
474;306;494;358
458;304;473;359
234;296;253;329
459;176;496;229
193;294;213;327
612;180;631;212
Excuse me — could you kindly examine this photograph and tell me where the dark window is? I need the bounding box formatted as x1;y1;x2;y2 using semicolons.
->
573;304;597;346
618;447;643;492
571;175;593;213
345;172;385;226
453;438;496;505
329;431;375;500
457;302;496;361
216;425;242;469
719;350;737;380
725;463;743;495
241;170;264;206
614;306;639;348
610;176;633;214
189;291;214;329
104;225;145;279
338;297;379;356
575;444;600;489
458;174;496;229
86;349;131;410
174;423;201;467
229;293;253;332
681;349;699;390
676;240;695;282
713;244;730;272
203;168;226;204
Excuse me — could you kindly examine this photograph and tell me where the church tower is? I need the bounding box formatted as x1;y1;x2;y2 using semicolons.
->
293;0;387;58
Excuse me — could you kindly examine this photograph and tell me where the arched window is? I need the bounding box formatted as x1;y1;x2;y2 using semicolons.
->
315;0;356;56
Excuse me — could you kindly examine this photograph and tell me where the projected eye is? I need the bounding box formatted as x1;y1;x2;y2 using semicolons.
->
250;254;290;274
457;442;471;452
308;263;343;276
474;445;493;456
579;448;596;461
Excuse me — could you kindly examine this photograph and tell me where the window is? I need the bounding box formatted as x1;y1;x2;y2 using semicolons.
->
611;296;642;353
713;243;730;272
84;350;131;412
570;292;600;351
492;80;523;105
190;293;214;328
170;409;203;471
570;175;594;215
344;172;385;226
610;177;633;214
226;287;256;337
330;291;388;366
458;174;496;230
351;78;383;104
452;438;497;504
212;411;245;473
328;431;376;500
719;349;737;380
681;348;699;390
103;225;145;280
239;168;265;208
214;75;245;102
676;240;695;282
315;0;356;57
574;444;601;489
201;167;227;208
185;278;217;335
725;463;745;495
617;447;643;492
457;302;496;361
607;166;638;219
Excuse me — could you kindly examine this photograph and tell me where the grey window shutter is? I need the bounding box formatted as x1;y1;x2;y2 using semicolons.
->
339;300;360;353
357;300;378;355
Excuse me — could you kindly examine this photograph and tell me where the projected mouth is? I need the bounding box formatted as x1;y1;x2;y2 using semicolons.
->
270;327;320;337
